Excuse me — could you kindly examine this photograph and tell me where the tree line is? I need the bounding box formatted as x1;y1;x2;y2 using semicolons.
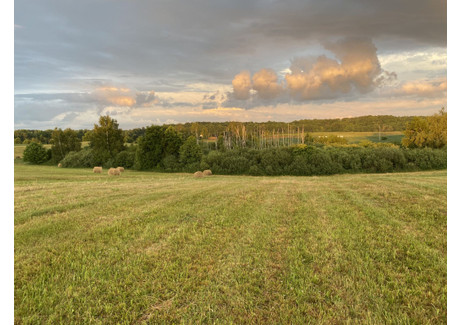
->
15;114;418;145
21;109;447;176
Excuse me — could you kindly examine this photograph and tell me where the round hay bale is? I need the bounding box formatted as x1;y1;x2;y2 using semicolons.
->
108;167;121;176
93;166;103;173
193;171;204;178
203;169;212;176
57;163;62;168
117;166;125;173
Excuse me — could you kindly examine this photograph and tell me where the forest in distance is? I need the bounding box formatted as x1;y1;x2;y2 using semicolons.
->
16;110;447;177
15;114;417;145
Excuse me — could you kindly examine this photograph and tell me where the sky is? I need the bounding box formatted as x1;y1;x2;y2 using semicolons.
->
14;0;447;130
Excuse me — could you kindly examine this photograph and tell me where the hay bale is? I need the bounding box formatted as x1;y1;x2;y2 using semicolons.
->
117;166;125;173
193;171;204;178
203;169;212;176
57;163;62;168
93;166;103;173
108;167;121;176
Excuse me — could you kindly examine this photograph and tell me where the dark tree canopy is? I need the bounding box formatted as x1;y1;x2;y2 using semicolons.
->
179;136;202;166
163;126;184;157
88;116;125;164
135;125;166;170
50;128;81;162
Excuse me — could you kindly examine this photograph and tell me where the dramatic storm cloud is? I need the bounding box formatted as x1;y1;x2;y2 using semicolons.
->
14;0;446;129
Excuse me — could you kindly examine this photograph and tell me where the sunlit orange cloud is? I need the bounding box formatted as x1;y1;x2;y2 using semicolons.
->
92;87;137;107
252;68;283;99
232;71;252;100
230;38;390;102
397;78;447;97
285;39;384;99
106;96;136;106
92;87;156;108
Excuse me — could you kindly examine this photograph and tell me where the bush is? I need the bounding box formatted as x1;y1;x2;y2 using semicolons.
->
162;154;181;171
115;150;135;169
200;145;446;177
260;148;293;175
179;136;202;166
60;147;95;168
103;158;116;169
404;148;447;170
23;143;49;164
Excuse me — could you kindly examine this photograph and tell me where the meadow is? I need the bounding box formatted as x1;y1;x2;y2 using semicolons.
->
14;163;446;324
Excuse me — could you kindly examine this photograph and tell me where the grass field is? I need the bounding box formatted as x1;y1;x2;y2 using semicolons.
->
14;164;446;324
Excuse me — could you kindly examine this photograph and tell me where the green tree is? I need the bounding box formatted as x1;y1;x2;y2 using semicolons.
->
23;142;49;164
179;136;202;165
135;125;165;170
402;108;447;148
50;128;81;162
163;126;183;157
88;116;125;164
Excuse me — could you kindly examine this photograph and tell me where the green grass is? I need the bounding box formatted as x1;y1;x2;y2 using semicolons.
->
14;164;446;324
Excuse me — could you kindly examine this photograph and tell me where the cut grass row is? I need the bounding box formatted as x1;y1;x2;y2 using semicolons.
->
14;164;446;324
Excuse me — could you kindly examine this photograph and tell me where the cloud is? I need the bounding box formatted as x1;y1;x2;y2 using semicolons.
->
232;71;252;100
393;78;447;97
136;90;158;106
252;68;283;100
285;38;392;100
228;38;395;103
91;87;136;107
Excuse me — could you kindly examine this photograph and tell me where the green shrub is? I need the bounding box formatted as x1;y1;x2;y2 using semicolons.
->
103;158;116;169
199;145;446;177
60;147;95;168
260;148;293;175
179;136;202;166
115;150;135;169
23;143;49;164
248;165;263;176
162;155;181;171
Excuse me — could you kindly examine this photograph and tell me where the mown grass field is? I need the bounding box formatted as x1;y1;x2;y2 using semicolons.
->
14;164;446;324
